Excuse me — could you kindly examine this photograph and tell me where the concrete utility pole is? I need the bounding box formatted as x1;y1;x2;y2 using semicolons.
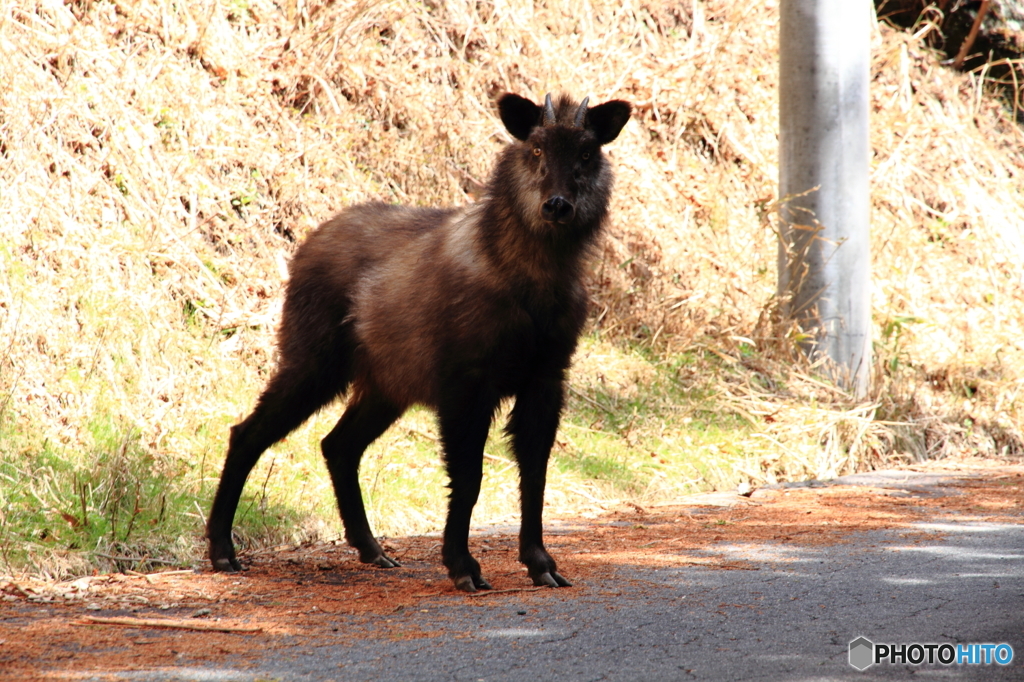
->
778;0;872;398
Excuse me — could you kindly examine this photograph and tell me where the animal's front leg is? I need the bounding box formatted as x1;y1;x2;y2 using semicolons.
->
508;377;572;588
438;393;497;592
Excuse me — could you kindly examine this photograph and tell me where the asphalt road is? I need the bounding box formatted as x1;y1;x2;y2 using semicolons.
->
84;472;1024;682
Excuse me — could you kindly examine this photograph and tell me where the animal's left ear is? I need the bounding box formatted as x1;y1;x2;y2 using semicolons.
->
498;93;541;141
586;100;632;145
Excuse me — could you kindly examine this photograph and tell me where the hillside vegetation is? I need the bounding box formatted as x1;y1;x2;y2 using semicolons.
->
2;0;1023;576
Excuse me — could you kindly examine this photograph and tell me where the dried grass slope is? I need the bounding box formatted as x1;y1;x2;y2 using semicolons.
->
1;0;1023;575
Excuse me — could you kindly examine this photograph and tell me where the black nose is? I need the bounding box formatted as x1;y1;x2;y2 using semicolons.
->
542;196;575;224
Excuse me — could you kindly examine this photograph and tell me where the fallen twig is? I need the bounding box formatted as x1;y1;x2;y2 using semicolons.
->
567;385;616;416
126;569;197;582
94;553;179;566
78;615;262;633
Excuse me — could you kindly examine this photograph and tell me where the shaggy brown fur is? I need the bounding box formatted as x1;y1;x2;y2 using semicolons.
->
207;93;631;592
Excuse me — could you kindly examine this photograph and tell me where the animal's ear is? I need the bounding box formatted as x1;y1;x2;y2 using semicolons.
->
498;93;542;141
587;100;632;145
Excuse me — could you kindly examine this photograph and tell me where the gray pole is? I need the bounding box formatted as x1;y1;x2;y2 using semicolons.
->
778;0;872;398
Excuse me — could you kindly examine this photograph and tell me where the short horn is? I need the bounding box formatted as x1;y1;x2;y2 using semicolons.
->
543;93;556;126
573;96;589;128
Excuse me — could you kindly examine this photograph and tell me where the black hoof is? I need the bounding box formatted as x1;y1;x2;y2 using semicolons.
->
531;570;572;588
209;535;244;572
453;574;493;593
352;537;401;568
210;555;243;572
364;553;401;568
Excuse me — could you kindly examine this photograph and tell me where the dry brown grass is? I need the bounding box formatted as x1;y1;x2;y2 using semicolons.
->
2;0;1023;574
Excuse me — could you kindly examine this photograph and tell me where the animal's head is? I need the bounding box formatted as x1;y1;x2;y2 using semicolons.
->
496;92;631;230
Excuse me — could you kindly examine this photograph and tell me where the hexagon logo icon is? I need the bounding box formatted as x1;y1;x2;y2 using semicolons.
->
849;636;874;671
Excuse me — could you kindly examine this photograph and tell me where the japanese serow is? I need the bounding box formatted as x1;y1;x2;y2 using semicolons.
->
206;92;632;592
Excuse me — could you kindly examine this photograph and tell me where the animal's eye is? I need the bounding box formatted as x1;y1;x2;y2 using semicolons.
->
532;147;542;157
581;152;591;161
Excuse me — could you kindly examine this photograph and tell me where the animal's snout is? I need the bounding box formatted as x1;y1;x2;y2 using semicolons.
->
541;196;575;224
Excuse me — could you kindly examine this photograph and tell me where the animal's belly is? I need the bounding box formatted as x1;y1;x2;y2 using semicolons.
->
354;304;546;408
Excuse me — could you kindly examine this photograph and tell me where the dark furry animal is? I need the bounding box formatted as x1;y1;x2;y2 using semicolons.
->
206;92;631;592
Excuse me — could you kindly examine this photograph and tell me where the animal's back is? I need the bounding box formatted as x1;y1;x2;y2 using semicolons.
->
275;203;455;373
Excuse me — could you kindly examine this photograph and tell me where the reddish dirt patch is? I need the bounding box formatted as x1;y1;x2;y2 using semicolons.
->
2;464;1022;680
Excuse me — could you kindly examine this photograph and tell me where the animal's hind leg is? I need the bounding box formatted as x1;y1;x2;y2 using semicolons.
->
207;366;344;572
321;386;403;568
437;392;498;592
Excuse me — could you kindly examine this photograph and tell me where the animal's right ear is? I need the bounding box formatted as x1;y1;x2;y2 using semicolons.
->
498;94;542;141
